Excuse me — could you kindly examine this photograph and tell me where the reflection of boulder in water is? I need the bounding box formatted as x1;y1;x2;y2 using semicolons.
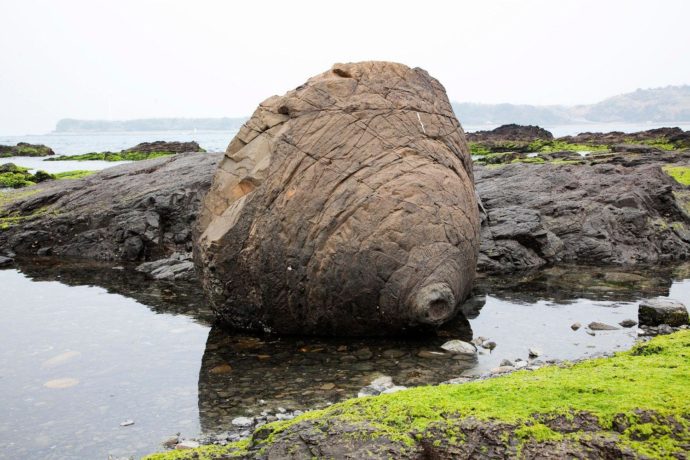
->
197;320;475;433
459;294;486;320
474;265;675;304
14;256;215;323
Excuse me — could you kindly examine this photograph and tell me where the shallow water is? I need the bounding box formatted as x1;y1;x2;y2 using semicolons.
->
0;259;688;459
0;156;132;174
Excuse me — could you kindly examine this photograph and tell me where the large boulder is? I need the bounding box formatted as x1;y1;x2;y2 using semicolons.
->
194;62;480;336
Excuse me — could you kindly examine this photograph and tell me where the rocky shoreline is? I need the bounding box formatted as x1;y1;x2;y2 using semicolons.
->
142;329;690;459
1;127;689;275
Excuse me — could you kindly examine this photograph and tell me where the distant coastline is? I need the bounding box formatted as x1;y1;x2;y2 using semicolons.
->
53;85;690;133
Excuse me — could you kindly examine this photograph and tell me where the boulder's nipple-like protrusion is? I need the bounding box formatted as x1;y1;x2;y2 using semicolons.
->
413;282;456;325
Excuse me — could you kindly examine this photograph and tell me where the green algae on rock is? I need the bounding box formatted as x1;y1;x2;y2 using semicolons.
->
45;141;206;162
0;143;55;158
143;331;690;459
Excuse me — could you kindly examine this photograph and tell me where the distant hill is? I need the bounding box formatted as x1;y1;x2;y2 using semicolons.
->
55;117;247;132
452;85;690;125
55;86;690;132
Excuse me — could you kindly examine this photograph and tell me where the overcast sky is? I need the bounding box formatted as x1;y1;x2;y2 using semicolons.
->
1;0;688;135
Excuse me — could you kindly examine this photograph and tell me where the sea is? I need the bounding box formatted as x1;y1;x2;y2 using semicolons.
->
2;121;690;159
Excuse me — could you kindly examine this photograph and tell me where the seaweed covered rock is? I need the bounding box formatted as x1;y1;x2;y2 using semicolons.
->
0;142;55;158
194;61;480;336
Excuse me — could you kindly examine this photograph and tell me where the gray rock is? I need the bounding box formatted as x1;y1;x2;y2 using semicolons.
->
481;340;497;350
528;347;542;358
0;255;14;267
119;419;135;427
443;376;473;385
514;360;528;369
571;322;582;331
491;366;514;374
382;349;405;359
657;324;674;335
417;350;451;359
619;319;638;328
175;440;200;450
499;359;514;367
588;321;619;331
639;299;689;327
381;386;407;394
231;416;254;427
440;340;477;356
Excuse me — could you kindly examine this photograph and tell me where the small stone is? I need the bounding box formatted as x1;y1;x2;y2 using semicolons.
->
588;321;619;331
619;319;638;328
440;340;477;355
382;349;405;359
370;376;393;388
417;350;451;359
231;416;253;427
161;436;179;448
586;331;596;336
528;347;542;358
319;383;336;390
120;420;135;427
571;322;582;331
354;348;373;360
381;385;407;394
514;360;528;369
471;336;487;346
443;376;473;385
176;440;200;450
499;359;514;367
491;366;514;374
481;341;497;350
658;324;674;335
209;363;233;374
336;345;348;352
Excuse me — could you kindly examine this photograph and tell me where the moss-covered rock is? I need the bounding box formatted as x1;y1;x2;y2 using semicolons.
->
45;141;206;162
144;331;690;459
0;142;55;158
0;163;54;188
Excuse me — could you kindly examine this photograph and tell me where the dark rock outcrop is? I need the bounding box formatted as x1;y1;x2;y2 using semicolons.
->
0;152;221;261
560;127;688;147
2;135;689;279
466;124;554;143
476;152;690;272
123;141;204;154
194;62;480;336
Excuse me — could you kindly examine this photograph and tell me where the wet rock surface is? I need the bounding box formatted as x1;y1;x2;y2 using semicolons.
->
2;133;689;279
0;142;55;157
194;62;480;336
476;151;690;272
638;298;689;327
0;152;221;261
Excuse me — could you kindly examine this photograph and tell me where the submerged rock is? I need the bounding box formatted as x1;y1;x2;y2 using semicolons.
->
194;62;480;336
588;321;619;331
638;299;689;327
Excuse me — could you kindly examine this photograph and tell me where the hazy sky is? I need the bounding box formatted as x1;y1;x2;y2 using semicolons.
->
1;0;689;135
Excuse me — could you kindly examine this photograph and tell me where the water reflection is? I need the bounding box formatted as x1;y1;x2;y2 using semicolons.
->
198;320;474;432
15;256;215;324
2;257;688;457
